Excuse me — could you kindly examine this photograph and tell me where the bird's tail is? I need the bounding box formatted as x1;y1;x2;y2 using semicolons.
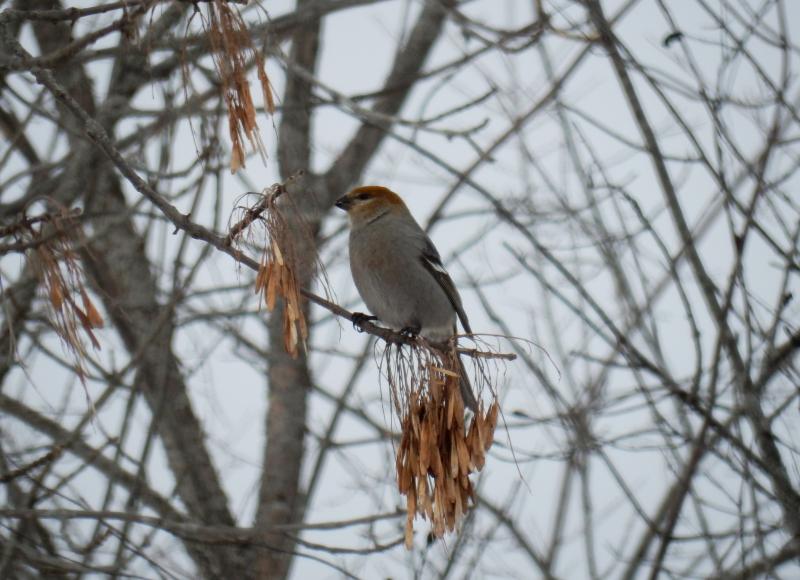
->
456;354;478;412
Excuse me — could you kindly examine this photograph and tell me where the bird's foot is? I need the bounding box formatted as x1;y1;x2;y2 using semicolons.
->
351;312;377;332
399;325;421;340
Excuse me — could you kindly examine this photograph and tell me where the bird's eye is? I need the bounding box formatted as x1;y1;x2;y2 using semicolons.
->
357;193;371;201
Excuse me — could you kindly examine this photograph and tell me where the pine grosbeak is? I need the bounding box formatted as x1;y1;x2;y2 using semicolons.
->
335;186;478;411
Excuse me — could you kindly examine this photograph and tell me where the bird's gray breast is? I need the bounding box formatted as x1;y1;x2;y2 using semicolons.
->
349;219;455;334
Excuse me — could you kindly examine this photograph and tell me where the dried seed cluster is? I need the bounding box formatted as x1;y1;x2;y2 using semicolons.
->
25;209;103;383
230;185;309;358
255;236;307;357
203;0;274;172
387;346;499;548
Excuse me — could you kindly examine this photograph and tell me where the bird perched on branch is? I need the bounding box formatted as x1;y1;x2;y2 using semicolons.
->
335;185;478;411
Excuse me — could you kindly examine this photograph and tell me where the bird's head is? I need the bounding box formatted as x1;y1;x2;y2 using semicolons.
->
335;186;408;224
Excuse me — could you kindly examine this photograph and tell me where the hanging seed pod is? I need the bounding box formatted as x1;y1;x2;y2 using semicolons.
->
386;341;500;549
202;0;274;172
235;181;312;358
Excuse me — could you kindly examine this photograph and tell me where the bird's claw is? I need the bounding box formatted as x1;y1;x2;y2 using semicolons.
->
399;326;420;340
351;312;377;332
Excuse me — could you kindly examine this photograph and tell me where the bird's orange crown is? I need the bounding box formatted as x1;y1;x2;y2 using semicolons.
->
348;186;405;206
336;185;409;220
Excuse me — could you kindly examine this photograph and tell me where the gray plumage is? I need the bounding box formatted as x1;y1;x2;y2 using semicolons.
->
349;211;469;341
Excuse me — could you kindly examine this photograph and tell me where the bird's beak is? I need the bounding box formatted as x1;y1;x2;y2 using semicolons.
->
335;195;352;211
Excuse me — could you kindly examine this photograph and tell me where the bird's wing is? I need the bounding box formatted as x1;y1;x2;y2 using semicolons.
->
420;238;472;335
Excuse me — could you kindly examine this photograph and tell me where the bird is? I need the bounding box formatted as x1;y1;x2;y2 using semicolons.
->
335;185;478;412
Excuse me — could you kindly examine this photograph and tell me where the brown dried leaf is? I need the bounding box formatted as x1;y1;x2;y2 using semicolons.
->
49;282;63;310
272;239;284;266
430;377;443;403
484;402;499;451
405;516;414;550
425;488;434;520
440;505;452;536
450;440;459;478
230;141;244;173
255;263;266;294
297;305;308;340
457;437;470;477
420;421;433;471
266;262;279;311
472;447;485;471
454;484;463;520
417;477;429;516
411;410;421;438
407;441;418;476
256;53;275;114
83;297;103;329
447;390;455;429
444;470;455;499
432;366;458;378
399;465;411;494
431;444;443;480
285;286;298;320
285;316;298;357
